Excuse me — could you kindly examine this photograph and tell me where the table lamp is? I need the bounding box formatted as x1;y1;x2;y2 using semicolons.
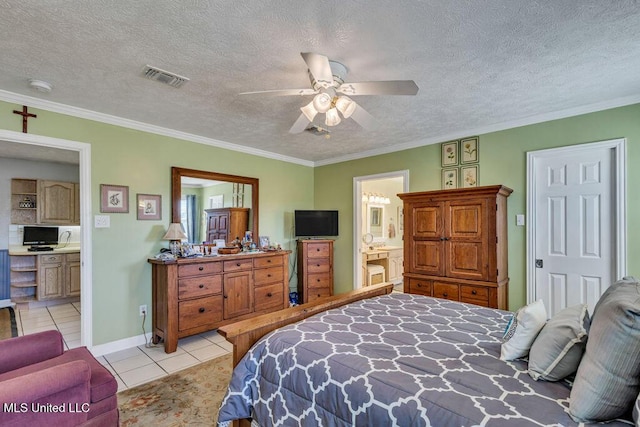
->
163;223;187;256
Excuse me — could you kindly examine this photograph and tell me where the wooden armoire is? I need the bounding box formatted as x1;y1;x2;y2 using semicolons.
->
204;207;249;244
399;185;512;309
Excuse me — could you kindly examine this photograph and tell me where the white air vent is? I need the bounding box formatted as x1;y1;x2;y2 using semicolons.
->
142;65;189;88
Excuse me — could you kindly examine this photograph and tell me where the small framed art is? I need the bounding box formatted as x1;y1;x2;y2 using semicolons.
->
259;236;270;249
461;165;479;188
100;184;129;213
137;194;162;220
460;137;479;164
441;140;459;166
442;167;458;189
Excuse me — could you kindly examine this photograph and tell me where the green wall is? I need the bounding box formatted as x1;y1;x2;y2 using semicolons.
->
315;103;640;310
0;100;314;346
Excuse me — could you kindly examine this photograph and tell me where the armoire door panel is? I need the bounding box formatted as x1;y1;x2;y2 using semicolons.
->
412;241;444;275
448;201;485;239
412;204;442;238
447;241;486;280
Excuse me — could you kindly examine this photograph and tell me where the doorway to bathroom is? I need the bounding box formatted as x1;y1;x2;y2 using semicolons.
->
353;170;409;290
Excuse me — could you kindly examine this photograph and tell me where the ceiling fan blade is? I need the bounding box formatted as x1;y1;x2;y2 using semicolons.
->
300;52;334;86
338;80;419;96
289;113;311;134
239;88;317;96
350;104;376;130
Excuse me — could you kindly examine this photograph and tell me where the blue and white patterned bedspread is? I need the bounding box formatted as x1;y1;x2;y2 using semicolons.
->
217;293;628;426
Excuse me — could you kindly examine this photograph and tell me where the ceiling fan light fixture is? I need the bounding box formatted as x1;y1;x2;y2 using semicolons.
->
335;96;356;118
313;92;333;113
300;101;318;122
325;108;341;127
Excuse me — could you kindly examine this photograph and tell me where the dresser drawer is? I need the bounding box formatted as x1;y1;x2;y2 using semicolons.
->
460;285;489;306
178;296;223;332
307;287;331;302
254;266;283;286
433;282;460;301
253;255;283;268
306;257;330;273
178;275;222;299
254;283;284;312
178;262;222;277
223;259;253;272
407;278;432;296
306;243;331;258
307;272;331;289
40;254;63;264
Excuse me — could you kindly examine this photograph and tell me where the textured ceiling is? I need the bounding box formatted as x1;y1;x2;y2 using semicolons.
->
1;1;640;165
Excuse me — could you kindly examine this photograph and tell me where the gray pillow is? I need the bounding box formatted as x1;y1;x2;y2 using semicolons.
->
528;304;589;381
634;391;640;427
569;276;640;422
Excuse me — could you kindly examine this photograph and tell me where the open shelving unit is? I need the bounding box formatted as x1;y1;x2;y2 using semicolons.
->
11;178;37;224
10;254;37;303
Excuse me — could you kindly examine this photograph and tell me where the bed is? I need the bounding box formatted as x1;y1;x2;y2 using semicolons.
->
217;284;631;426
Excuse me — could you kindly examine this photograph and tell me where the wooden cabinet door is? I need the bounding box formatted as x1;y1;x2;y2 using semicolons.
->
65;256;81;297
39;181;75;224
223;271;253;319
445;198;489;280
409;202;445;276
206;212;229;242
38;257;64;300
73;183;80;225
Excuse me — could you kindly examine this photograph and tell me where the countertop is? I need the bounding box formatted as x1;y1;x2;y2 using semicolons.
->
9;244;81;255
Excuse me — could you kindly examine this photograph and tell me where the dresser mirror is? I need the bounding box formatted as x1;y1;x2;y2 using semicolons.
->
171;167;259;244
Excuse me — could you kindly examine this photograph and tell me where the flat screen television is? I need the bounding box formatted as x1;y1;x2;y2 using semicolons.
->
294;210;338;237
23;226;59;247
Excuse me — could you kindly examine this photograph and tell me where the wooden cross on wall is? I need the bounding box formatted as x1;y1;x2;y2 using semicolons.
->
13;106;37;133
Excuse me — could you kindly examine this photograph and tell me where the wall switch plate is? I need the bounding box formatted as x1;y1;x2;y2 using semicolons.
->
516;214;525;226
139;305;147;316
94;215;110;228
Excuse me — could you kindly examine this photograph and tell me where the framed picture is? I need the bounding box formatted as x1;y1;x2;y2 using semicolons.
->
460;137;479;164
461;165;479;188
441;140;459;166
100;184;129;213
136;194;161;220
259;236;270;249
442;167;459;189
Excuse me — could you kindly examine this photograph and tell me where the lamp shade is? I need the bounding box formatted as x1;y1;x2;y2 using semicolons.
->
313;92;333;113
300;101;318;122
335;96;356;118
325;108;341;127
163;223;187;241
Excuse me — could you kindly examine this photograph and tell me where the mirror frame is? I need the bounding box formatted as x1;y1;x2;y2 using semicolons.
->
171;167;259;241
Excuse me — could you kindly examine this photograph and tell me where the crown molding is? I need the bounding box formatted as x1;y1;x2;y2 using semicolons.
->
314;93;640;166
0;90;314;167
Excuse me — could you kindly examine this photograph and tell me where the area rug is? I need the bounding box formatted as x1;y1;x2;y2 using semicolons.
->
118;353;233;426
0;307;18;340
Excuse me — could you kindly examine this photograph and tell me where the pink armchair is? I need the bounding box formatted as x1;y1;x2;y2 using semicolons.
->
0;330;118;426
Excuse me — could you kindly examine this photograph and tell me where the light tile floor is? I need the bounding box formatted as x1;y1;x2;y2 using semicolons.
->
15;303;232;392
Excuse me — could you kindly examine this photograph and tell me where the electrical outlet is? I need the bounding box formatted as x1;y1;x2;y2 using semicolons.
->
139;305;147;316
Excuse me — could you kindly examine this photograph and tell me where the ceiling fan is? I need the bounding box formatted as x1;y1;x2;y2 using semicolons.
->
240;52;419;133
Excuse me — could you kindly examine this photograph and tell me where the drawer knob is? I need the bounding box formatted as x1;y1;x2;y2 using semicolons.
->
417;283;422;287
198;307;205;313
316;279;320;282
267;292;272;297
267;274;272;277
223;295;228;299
316;248;320;251
443;293;448;297
472;290;477;295
267;259;272;263
236;263;241;267
316;264;320;267
198;266;204;271
199;284;204;289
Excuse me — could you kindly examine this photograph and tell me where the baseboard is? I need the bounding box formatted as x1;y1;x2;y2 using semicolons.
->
90;333;149;358
0;299;14;309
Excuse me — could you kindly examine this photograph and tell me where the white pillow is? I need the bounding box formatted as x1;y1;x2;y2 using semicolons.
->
500;299;547;361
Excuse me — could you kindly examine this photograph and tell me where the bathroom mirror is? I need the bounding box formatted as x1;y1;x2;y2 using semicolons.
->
367;204;385;241
171;167;259;244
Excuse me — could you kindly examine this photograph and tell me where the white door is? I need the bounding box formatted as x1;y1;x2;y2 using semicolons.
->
528;139;626;317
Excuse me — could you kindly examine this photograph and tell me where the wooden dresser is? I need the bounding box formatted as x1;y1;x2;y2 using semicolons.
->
297;239;333;304
204;207;249;244
399;185;512;309
148;250;290;353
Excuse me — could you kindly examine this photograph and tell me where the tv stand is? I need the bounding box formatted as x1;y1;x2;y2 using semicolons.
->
27;246;54;252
